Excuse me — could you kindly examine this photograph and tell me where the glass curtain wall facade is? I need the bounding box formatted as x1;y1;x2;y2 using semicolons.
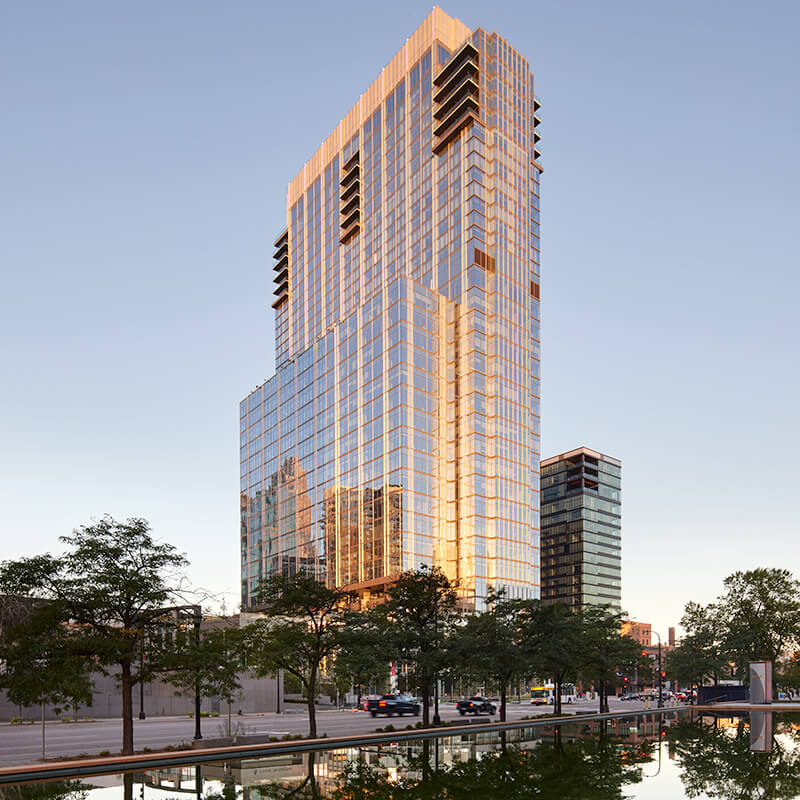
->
240;9;542;609
540;447;622;611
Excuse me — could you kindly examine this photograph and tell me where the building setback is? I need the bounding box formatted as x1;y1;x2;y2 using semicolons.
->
240;9;542;610
540;447;621;611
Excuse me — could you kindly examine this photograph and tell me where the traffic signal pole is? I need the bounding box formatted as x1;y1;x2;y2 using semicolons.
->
653;630;663;708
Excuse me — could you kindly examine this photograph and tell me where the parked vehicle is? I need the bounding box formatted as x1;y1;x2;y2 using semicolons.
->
456;695;496;715
368;694;421;717
619;693;639;701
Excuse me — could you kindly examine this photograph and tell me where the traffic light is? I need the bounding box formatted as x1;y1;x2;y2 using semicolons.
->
661;672;666;679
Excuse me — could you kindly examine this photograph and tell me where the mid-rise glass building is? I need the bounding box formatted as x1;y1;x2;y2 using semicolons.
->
240;9;542;609
540;447;622;610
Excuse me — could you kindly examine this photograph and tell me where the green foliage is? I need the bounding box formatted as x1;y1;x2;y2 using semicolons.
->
164;624;245;705
676;569;800;686
0;515;189;755
719;569;800;676
334;607;390;699
243;571;353;737
525;602;583;715
579;605;644;712
329;735;649;799
375;565;460;725
451;588;532;720
0;598;92;714
670;716;800;799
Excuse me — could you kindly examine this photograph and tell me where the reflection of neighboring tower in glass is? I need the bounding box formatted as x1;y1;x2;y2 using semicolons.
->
240;9;543;609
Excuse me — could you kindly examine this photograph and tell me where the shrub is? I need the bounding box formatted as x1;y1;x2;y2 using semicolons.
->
210;712;219;717
9;717;22;725
60;718;74;723
98;750;110;757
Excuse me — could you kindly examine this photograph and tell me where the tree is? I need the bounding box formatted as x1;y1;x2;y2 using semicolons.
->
0;601;93;759
376;566;459;727
455;589;529;721
0;516;189;755
718;569;800;678
580;606;643;713
333;731;650;799
166;624;245;736
243;571;352;738
525;602;583;716
670;601;731;688
334;608;390;705
670;716;800;800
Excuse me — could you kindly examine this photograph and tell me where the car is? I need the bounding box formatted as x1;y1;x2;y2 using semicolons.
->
456;695;497;715
367;694;421;717
619;693;639;701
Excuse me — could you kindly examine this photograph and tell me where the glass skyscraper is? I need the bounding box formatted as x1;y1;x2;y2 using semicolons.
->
240;9;542;610
540;447;622;611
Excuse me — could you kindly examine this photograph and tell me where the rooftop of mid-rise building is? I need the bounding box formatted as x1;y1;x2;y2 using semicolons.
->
541;446;621;469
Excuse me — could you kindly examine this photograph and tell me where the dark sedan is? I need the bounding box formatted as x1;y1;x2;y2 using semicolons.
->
456;695;497;715
368;694;421;717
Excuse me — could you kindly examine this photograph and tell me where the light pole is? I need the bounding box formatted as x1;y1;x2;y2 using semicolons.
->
652;630;663;708
193;605;202;741
139;646;146;720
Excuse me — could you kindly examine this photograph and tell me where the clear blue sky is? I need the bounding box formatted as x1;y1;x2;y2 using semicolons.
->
2;1;798;633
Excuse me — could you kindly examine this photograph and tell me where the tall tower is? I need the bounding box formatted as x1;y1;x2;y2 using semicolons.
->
240;9;542;610
540;447;622;611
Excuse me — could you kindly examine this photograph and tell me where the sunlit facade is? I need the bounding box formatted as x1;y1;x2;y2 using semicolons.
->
240;9;542;609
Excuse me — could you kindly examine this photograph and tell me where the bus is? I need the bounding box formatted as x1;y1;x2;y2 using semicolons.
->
530;684;576;705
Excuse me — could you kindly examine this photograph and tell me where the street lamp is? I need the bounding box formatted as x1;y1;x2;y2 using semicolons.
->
652;630;663;709
139;645;146;720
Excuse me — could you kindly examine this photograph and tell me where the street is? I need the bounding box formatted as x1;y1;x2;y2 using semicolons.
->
0;696;673;768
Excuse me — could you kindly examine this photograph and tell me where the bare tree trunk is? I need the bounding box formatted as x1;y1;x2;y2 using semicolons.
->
41;702;45;761
500;684;507;722
306;671;317;738
422;681;431;727
554;678;562;716
121;660;134;755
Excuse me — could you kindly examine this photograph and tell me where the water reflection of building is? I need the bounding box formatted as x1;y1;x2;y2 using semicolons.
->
240;8;543;610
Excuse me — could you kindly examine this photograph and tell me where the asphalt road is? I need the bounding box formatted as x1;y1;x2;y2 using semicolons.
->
0;697;674;768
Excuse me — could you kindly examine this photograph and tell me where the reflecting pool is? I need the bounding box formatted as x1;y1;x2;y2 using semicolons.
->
2;711;800;799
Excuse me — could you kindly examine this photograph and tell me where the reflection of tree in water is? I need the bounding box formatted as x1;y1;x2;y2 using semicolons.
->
0;781;89;800
327;736;649;800
670;716;800;800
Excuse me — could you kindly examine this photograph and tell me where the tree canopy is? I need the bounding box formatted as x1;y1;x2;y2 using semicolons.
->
0;516;190;754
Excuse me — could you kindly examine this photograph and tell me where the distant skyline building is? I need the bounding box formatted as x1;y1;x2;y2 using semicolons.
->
540;447;621;611
621;619;651;648
239;9;543;610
